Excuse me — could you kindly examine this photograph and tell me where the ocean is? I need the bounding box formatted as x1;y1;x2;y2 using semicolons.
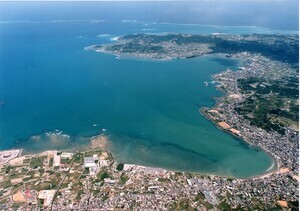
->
0;2;297;178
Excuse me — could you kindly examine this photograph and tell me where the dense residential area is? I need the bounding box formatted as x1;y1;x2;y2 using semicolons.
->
0;141;298;210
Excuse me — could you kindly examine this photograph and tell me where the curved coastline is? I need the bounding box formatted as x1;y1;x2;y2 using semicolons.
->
6;45;288;180
11;52;279;180
92;123;278;179
85;45;279;179
200;107;278;179
12;120;277;180
198;67;279;179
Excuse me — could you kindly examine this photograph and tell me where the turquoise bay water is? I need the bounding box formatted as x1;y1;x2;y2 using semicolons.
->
0;21;276;178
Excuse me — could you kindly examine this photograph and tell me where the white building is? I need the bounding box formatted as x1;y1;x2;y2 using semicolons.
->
53;152;61;167
84;157;96;168
104;178;116;184
61;152;73;159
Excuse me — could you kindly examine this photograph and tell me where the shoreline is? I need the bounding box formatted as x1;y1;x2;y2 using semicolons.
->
195;52;299;179
200;107;278;179
197;59;281;179
3;133;282;181
7;126;279;180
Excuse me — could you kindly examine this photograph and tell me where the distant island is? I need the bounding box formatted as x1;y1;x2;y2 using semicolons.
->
86;33;298;64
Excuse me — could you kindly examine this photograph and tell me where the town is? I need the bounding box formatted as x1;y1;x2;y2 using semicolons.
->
87;33;298;64
202;52;299;175
0;135;298;210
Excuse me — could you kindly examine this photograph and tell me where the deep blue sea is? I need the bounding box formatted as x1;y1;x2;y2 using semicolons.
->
0;2;297;178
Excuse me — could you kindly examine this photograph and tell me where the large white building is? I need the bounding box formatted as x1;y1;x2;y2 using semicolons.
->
84;157;96;168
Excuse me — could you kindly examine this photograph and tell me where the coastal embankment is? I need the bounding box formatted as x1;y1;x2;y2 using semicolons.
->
200;106;278;178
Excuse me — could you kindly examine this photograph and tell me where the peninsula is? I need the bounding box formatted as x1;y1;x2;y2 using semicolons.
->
86;33;298;64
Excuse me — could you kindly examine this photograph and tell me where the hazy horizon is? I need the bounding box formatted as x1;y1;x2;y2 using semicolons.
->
0;1;298;30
